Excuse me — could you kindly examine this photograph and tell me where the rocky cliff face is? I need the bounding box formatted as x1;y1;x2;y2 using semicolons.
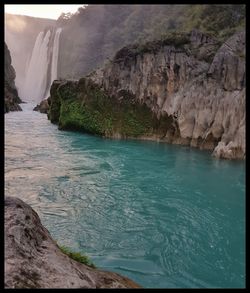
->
48;30;245;159
5;197;141;288
5;42;22;113
89;30;245;159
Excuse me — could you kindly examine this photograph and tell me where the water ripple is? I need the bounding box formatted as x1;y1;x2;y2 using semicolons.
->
5;104;245;288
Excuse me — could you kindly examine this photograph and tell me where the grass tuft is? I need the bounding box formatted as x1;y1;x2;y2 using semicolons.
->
58;245;96;269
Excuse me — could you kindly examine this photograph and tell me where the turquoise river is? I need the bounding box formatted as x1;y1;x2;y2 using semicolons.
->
5;103;245;288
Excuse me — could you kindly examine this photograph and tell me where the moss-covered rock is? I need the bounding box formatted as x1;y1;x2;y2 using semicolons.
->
47;81;62;123
48;78;172;139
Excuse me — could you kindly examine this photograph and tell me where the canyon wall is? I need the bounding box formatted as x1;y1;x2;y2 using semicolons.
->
89;30;245;159
48;30;245;159
5;42;22;113
57;4;245;79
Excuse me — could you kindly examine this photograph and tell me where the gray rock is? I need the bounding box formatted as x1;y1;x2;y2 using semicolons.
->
4;197;141;289
33;99;49;114
90;30;245;159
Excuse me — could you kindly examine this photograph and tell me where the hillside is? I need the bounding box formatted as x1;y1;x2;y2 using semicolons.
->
57;4;245;78
4;5;245;85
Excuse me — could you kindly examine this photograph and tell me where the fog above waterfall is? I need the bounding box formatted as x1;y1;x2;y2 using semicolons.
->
4;5;245;101
20;27;62;102
5;13;56;102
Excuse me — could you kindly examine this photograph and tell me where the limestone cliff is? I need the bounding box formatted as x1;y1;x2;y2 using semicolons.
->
5;42;22;113
48;30;245;159
5;197;141;288
89;30;245;159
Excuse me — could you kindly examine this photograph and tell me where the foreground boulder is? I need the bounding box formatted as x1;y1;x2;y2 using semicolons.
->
5;197;141;289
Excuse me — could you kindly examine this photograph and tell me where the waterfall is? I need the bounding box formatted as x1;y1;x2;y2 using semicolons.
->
51;28;62;86
45;28;62;99
21;27;62;103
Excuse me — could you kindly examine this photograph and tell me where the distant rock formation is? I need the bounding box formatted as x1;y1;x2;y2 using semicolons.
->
48;30;245;160
5;196;141;289
5;43;22;113
33;99;49;114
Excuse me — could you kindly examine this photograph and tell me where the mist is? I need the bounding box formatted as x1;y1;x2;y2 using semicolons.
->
5;13;56;102
4;5;245;102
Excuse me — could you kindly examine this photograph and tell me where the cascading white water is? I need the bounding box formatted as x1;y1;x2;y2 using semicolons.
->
21;27;62;103
21;31;44;100
45;27;62;99
51;28;62;86
22;30;50;102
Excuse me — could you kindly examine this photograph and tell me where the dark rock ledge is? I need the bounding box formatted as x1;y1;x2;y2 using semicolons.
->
33;98;49;114
5;43;23;113
5;197;141;289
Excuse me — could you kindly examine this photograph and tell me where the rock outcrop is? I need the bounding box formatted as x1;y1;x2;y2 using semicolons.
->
48;30;245;159
5;197;141;289
5;42;22;113
33;99;49;114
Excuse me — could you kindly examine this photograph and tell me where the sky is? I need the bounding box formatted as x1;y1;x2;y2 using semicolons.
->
4;4;85;20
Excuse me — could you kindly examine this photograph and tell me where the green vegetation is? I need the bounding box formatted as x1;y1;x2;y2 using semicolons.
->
114;31;191;62
54;79;165;138
58;4;245;78
58;245;96;268
160;31;191;46
141;31;190;53
59;99;105;135
183;5;245;41
49;5;245;140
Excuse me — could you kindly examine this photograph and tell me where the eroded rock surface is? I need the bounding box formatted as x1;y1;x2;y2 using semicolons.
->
90;30;245;159
5;197;141;289
33;99;49;114
5;43;22;113
48;30;245;159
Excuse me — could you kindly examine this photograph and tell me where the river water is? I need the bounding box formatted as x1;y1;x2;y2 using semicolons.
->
5;103;245;288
